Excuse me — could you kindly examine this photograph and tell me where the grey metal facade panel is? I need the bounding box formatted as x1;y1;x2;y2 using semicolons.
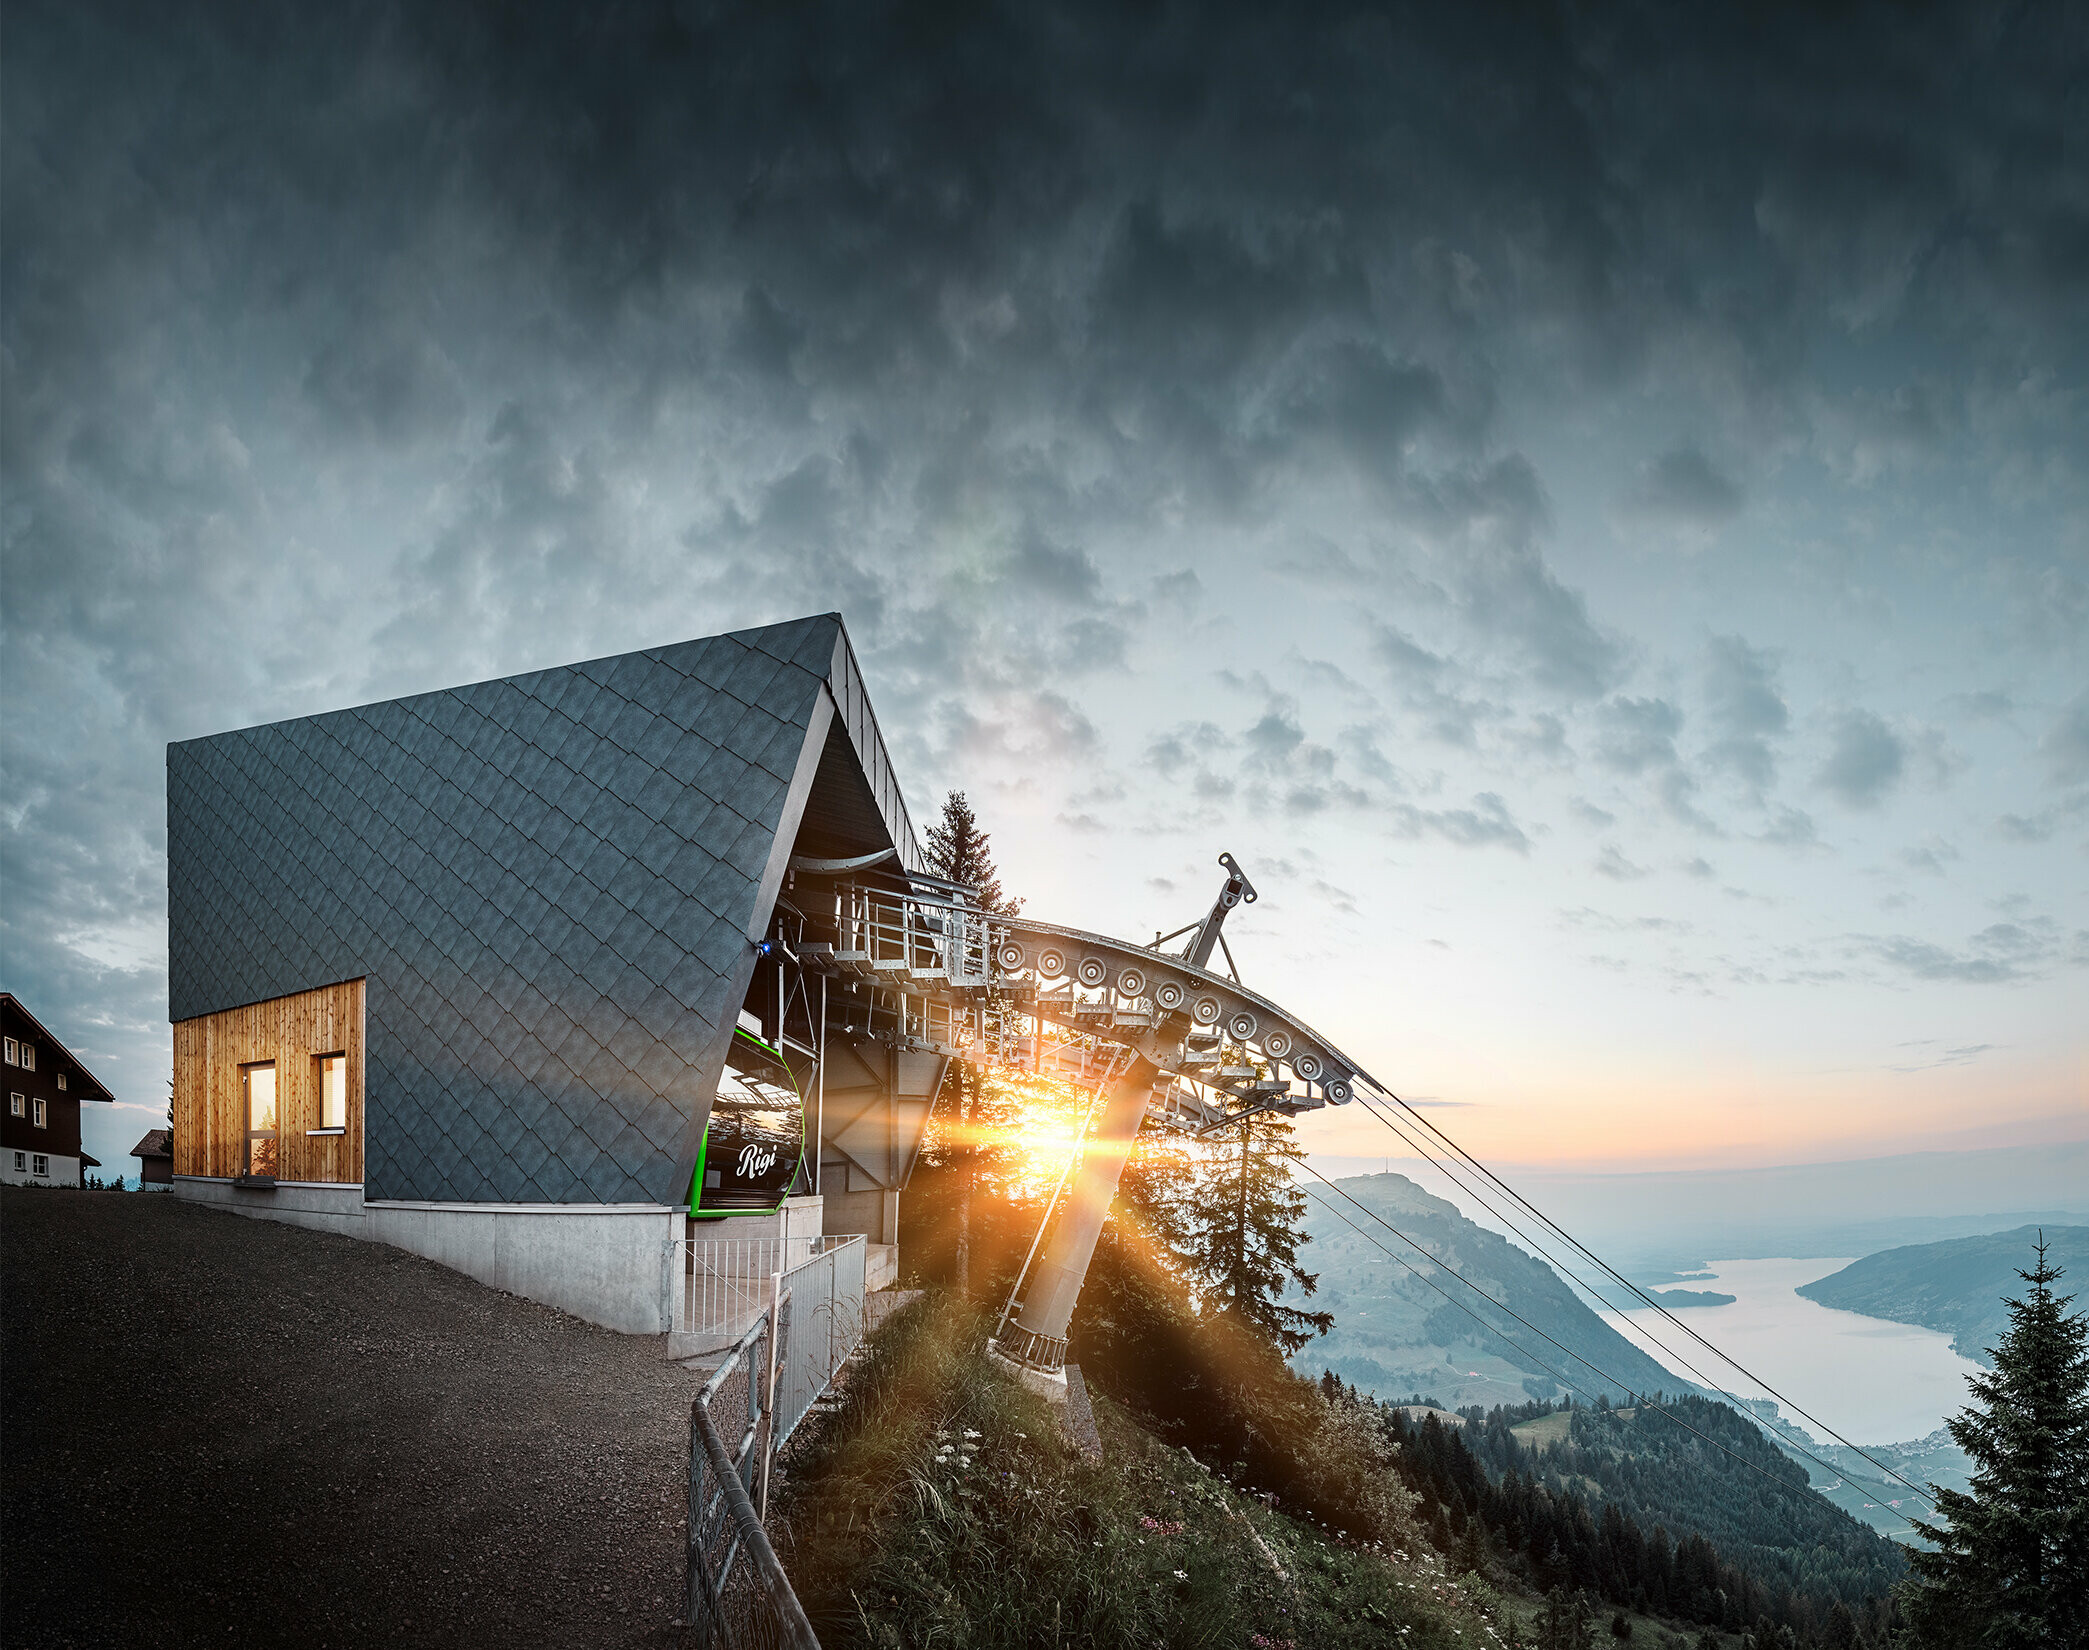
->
166;614;856;1206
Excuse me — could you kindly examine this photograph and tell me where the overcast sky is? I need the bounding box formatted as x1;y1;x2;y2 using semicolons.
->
5;1;2084;1185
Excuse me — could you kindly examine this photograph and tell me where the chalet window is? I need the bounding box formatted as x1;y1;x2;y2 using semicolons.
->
242;1062;278;1178
18;1043;32;1071
316;1052;348;1131
56;1072;66;1091
32;1154;48;1177
11;1152;22;1171
2;1036;14;1064
32;1097;47;1129
8;1093;20;1117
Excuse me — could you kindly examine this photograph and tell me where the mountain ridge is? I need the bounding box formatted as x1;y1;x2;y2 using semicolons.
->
1795;1223;2089;1366
1294;1171;1706;1410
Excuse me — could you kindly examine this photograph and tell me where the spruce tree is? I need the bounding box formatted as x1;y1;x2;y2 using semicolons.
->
1182;1098;1332;1353
1535;1587;1595;1650
921;790;1020;916
1901;1232;2089;1650
922;790;1019;1296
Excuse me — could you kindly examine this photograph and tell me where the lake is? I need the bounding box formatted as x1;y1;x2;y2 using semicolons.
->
1598;1256;1984;1446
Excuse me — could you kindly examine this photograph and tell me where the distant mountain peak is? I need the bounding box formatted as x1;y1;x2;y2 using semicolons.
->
1322;1171;1466;1223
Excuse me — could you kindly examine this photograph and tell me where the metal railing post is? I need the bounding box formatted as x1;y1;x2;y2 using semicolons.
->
693;1393;820;1650
761;1274;785;1522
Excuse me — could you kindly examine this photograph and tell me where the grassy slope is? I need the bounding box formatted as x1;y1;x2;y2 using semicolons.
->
778;1294;1737;1650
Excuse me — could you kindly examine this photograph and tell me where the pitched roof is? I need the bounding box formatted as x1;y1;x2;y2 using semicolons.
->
0;993;116;1102
166;613;915;1207
131;1129;172;1160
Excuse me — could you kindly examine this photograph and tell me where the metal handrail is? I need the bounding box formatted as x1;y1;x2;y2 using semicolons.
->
694;1402;815;1646
822;879;1380;1115
687;1308;818;1650
683;1235;866;1647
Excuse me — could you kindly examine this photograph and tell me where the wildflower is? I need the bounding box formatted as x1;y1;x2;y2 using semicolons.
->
1172;1569;1187;1580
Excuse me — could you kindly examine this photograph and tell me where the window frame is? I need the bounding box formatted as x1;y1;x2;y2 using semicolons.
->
240;1060;279;1179
56;1071;66;1091
8;1092;20;1117
32;1154;48;1177
2;1036;14;1065
19;1043;33;1071
311;1050;349;1134
11;1151;22;1171
32;1097;47;1129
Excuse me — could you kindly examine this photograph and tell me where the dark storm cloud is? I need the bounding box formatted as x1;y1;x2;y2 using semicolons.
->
1365;622;1494;747
1594;845;1650;881
1620;447;1743;531
2043;691;2089;788
1818;709;1907;809
1702;635;1789;791
1408;456;1626;699
1384;794;1530;855
5;0;2086;1125
1861;919;2067;985
1595;696;1683;775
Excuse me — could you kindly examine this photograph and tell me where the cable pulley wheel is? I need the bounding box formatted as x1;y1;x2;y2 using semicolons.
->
1037;947;1067;978
996;941;1027;972
1152;978;1186;1011
1292;1051;1323;1081
1227;1010;1257;1041
1115;968;1146;999
1076;957;1108;988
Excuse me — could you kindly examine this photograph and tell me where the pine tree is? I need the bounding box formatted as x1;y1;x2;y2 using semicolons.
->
922;790;1020;1296
921;790;1020;916
1901;1232;2089;1650
1181;1099;1332;1353
1535;1587;1595;1650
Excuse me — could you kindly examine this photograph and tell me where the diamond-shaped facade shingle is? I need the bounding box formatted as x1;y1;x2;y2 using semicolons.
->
167;613;895;1207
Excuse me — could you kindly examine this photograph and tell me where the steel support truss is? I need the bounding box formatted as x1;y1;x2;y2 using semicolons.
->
779;853;1391;1380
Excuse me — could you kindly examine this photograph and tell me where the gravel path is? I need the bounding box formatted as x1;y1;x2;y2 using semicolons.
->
2;1188;704;1647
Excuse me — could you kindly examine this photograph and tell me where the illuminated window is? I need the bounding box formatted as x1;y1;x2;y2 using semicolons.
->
317;1053;347;1130
32;1097;46;1129
242;1063;278;1178
32;1154;48;1177
8;1093;20;1117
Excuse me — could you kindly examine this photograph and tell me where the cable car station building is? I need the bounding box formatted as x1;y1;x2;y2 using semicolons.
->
169;611;1386;1372
168;615;942;1331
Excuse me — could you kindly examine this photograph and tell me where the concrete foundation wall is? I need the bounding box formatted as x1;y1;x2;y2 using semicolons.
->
173;1176;367;1237
821;1186;899;1245
367;1203;677;1333
174;1177;677;1334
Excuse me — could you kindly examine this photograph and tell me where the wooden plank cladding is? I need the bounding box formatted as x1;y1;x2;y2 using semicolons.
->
172;980;365;1183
